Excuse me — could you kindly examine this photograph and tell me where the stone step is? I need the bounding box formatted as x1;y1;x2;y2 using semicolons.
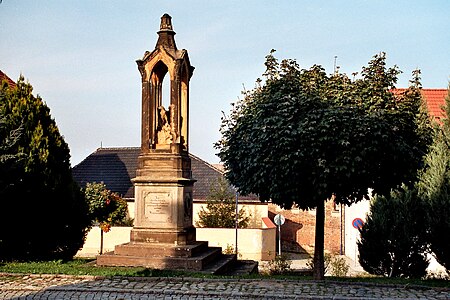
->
97;241;258;276
113;241;209;258
96;244;224;272
224;259;259;276
185;246;223;270
199;253;237;275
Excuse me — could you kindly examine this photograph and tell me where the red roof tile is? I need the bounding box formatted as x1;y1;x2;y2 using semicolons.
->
422;89;448;121
0;70;16;88
394;88;448;122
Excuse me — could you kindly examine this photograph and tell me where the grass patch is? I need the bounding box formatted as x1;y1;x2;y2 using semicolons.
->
0;258;231;278
1;258;141;277
0;258;448;289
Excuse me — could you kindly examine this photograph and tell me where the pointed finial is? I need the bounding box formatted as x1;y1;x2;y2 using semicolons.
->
160;14;173;31
156;13;177;50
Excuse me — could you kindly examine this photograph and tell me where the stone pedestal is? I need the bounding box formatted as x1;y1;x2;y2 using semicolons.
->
132;181;195;244
95;151;238;274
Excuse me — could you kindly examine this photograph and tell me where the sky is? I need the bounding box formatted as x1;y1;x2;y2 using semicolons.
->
1;1;449;166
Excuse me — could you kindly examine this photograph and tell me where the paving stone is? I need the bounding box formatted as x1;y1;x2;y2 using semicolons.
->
0;273;449;299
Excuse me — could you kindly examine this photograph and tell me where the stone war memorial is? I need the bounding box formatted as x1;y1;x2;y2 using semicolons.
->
96;14;250;274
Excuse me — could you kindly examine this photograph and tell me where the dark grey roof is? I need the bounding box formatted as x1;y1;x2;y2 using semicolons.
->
190;153;224;200
72;147;255;200
72;147;139;199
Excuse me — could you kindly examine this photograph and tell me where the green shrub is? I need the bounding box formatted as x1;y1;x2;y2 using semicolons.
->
330;256;349;277
84;182;128;232
306;252;332;274
261;254;292;275
358;185;429;278
222;244;235;254
417;100;450;273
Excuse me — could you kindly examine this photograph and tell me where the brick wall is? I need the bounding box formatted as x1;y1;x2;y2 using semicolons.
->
268;200;344;255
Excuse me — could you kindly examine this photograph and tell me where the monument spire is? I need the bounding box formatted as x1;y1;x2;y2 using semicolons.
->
136;13;193;153
156;13;177;51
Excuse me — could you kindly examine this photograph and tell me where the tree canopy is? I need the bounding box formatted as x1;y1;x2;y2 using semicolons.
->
216;50;430;209
0;76;91;260
215;50;432;279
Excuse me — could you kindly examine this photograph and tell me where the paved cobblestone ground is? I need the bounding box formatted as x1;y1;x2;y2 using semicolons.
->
1;274;449;300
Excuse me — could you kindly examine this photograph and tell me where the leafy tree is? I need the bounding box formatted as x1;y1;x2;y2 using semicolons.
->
84;182;128;232
417;85;450;273
84;182;128;254
0;76;91;260
358;185;429;278
215;50;431;279
196;177;250;228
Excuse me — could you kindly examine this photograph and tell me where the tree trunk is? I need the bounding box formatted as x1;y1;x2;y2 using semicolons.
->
313;200;325;280
100;228;104;255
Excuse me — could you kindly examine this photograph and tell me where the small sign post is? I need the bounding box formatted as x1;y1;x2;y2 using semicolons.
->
274;214;285;256
352;217;364;265
352;218;364;230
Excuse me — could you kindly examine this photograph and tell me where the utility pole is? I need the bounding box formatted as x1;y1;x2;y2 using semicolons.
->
235;191;239;255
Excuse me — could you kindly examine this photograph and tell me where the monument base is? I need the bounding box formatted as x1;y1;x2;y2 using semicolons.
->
130;226;196;245
96;241;238;274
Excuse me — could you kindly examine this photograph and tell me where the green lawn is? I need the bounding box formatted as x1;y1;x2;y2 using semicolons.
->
0;258;448;289
0;258;187;278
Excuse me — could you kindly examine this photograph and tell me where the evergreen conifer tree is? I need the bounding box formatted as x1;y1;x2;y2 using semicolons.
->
417;85;450;273
196;177;250;228
0;76;91;260
358;185;429;278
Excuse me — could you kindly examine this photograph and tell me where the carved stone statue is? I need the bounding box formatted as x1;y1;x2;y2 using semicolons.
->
157;104;177;144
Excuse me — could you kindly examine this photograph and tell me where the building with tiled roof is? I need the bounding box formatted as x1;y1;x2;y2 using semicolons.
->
72;147;254;201
72;147;139;199
421;89;448;121
0;70;17;88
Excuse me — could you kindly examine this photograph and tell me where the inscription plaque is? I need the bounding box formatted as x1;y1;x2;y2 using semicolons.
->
144;191;172;222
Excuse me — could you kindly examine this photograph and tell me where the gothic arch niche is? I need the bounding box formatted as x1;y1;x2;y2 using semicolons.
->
151;60;169;109
179;61;189;150
135;12;193;155
150;60;176;147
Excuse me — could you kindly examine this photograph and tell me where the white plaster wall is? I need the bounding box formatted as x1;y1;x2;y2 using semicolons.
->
344;199;371;265
76;224;276;261
195;226;276;261
76;226;132;257
129;198;267;229
77;200;275;262
193;201;268;229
